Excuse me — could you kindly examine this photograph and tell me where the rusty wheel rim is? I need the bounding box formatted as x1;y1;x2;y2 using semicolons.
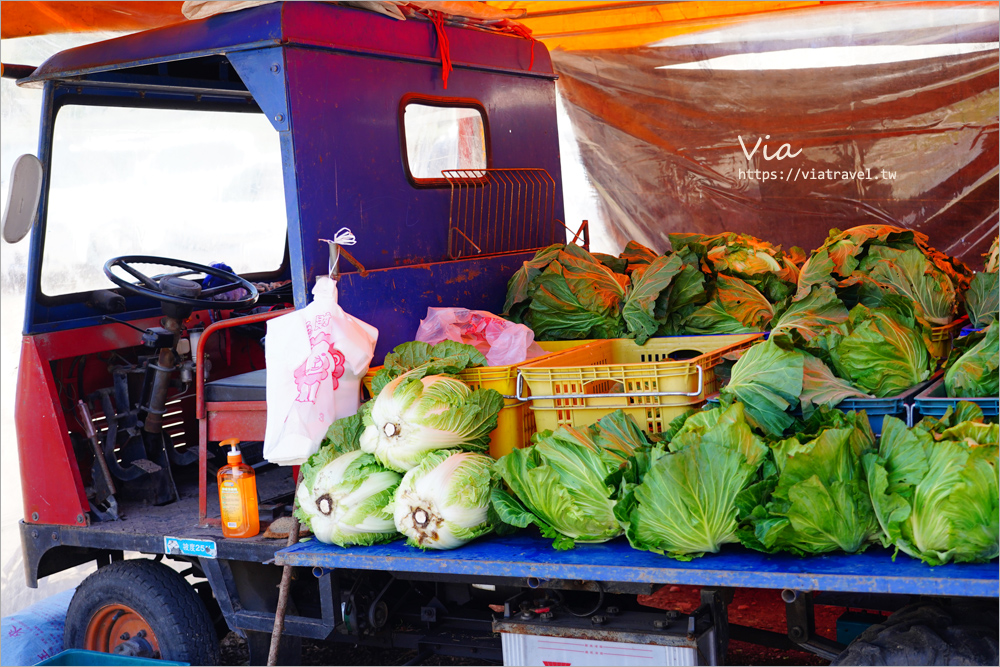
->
83;603;160;656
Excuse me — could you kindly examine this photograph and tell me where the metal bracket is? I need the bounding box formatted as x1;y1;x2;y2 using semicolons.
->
201;558;337;640
700;587;731;665
227;47;290;132
783;589;846;661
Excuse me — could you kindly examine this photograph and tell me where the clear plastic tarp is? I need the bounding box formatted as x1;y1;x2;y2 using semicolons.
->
550;1;999;268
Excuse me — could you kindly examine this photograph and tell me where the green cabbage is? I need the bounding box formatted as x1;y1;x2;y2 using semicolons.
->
360;371;503;472
393;450;497;550
965;271;999;330
684;274;773;334
668;231;802;293
503;244;564;320
515;245;629;340
863;414;999;565
743;410;880;556
945;321;999;398
615;403;767;560
866;247;957;327
621;254;684;344
491;414;644;549
796;225;970;330
503;235;804;343
825;304;932;397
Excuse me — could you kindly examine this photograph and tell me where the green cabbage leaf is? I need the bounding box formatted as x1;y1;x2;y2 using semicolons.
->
371;340;488;397
491;414;647;549
966;271;999;330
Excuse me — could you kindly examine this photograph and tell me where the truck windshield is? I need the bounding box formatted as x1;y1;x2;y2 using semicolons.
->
42;105;286;297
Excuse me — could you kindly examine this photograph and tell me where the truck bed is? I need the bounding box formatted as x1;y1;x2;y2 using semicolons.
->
24;465;296;573
275;533;999;598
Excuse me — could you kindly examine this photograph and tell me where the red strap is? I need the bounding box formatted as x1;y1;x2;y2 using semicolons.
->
428;10;452;89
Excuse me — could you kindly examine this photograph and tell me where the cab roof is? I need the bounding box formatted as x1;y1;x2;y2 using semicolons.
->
20;1;552;87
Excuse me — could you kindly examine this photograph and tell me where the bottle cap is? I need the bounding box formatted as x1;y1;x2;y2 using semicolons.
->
221;438;242;465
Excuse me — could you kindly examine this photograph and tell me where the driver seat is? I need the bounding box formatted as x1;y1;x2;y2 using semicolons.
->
204;369;267;403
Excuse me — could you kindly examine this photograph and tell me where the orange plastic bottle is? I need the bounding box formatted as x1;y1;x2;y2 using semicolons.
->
217;439;259;538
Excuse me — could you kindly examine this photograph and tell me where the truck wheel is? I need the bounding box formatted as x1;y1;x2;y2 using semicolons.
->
64;559;220;665
832;602;998;666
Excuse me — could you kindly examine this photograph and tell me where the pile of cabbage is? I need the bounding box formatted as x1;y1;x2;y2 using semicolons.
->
293;358;997;564
712;225;983;436
492;401;997;564
294;341;506;550
503;232;803;344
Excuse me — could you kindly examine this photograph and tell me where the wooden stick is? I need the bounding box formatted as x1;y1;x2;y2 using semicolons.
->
267;470;302;666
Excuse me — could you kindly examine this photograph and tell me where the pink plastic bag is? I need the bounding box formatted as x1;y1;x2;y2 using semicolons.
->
415;307;545;366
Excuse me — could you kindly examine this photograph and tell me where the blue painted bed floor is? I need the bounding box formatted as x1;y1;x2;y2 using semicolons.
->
276;532;998;598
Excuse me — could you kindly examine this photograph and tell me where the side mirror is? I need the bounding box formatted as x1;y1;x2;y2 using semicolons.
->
2;154;43;244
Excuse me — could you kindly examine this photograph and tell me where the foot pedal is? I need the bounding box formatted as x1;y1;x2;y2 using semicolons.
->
132;458;162;474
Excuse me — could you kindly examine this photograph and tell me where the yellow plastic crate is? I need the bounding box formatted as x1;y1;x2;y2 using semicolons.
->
517;333;764;435
362;340;589;458
927;315;968;360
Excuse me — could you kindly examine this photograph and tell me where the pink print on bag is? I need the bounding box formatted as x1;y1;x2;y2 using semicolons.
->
293;316;347;403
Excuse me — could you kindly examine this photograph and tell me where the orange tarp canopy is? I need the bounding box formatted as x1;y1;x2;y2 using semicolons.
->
490;1;821;50
1;1;186;39
1;1;823;47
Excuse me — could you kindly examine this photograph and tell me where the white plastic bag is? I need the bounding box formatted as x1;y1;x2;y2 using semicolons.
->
415;307;544;366
263;276;378;466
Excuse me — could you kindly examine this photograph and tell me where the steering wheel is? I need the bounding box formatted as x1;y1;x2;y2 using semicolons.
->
104;255;259;310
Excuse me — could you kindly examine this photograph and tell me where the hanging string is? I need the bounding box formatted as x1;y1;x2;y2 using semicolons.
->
331;227;356;246
320;228;358;281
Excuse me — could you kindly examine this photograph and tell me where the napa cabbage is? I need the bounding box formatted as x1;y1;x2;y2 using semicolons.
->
393;450;497;550
360;371;503;472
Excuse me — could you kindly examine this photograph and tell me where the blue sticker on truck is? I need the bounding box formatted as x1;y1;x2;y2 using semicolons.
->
164;536;217;559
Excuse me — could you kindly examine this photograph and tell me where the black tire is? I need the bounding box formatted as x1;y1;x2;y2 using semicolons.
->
832;602;999;666
64;559;220;666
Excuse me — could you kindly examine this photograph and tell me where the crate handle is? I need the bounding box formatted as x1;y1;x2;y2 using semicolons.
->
516;365;704;401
